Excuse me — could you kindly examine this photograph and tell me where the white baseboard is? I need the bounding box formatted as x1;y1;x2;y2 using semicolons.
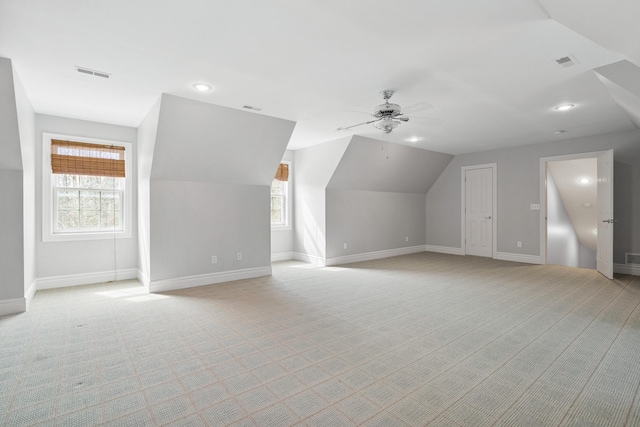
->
325;245;427;266
36;268;139;290
271;252;294;262
25;281;37;309
424;245;464;256
293;252;327;267
149;266;272;293
494;252;542;265
614;263;640;276
0;297;26;317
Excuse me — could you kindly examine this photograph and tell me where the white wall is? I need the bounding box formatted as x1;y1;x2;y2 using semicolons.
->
546;172;580;267
0;58;25;308
35;115;138;280
13;65;36;298
271;150;294;259
293;137;350;260
425;128;640;267
137;97;161;285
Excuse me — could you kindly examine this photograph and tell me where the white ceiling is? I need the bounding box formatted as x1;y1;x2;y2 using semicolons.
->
547;158;597;251
1;0;639;154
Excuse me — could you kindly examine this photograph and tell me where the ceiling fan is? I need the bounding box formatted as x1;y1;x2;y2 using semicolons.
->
337;90;437;134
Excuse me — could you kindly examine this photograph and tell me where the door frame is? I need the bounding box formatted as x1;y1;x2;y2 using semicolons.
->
539;150;607;266
461;163;497;257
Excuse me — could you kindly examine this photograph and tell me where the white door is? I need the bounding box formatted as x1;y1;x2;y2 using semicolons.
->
465;168;493;257
597;149;614;279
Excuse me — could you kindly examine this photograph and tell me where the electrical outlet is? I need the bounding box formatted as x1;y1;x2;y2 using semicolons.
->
517;241;522;248
405;236;409;242
343;243;347;249
237;252;242;260
530;204;540;210
211;255;217;264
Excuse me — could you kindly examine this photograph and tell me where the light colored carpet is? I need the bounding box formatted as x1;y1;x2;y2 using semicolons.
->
2;252;640;426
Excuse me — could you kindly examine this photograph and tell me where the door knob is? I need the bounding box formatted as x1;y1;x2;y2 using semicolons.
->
484;216;492;220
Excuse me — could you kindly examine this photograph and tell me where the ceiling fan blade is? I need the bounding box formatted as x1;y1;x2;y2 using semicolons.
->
402;102;434;114
337;119;380;131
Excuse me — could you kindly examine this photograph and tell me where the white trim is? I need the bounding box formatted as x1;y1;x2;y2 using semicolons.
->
36;268;139;290
425;245;465;256
0;297;26;316
325;245;426;266
293;252;327;266
42;132;133;242
461;163;497;258
539;150;608;266
25;281;37;309
138;270;150;288
494;252;542;265
271;252;294;262
148;266;272;293
613;263;640;276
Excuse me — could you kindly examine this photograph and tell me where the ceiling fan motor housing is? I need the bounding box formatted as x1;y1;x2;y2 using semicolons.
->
373;103;402;118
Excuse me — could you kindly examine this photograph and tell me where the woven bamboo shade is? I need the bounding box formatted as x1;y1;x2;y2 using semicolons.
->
51;139;125;178
274;163;289;181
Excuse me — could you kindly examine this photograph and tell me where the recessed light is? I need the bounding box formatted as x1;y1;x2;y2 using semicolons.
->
578;177;591;184
406;136;422;143
553;130;567;135
554;104;575;111
192;83;212;92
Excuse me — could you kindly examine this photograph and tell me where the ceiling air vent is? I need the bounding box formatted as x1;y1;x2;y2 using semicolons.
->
75;66;111;79
242;105;262;111
554;55;578;69
626;253;640;266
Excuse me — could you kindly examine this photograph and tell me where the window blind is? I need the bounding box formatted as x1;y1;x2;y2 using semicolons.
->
274;163;289;182
51;139;126;178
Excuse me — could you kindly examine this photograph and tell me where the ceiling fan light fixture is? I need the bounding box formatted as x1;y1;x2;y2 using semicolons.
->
374;118;400;134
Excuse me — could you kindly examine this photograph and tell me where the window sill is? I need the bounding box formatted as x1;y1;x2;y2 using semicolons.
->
43;230;132;243
271;226;292;232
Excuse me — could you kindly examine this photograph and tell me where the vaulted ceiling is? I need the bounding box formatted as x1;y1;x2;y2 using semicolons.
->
1;0;639;154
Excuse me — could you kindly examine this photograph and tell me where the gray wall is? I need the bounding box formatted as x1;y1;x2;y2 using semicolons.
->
271;149;294;257
426;128;640;264
546;172;580;267
326;190;426;259
35;115;138;278
0;58;25;301
148;94;295;282
325;136;452;259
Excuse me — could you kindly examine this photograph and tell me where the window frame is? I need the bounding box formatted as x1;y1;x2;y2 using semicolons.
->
271;161;291;231
42;133;133;242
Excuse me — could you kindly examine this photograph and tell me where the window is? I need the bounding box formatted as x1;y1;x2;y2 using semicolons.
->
43;134;132;242
271;162;290;228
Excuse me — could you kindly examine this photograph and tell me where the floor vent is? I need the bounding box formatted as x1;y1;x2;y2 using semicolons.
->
626;253;640;265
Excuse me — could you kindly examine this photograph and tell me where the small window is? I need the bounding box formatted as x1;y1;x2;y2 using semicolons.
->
271;162;290;228
43;134;132;242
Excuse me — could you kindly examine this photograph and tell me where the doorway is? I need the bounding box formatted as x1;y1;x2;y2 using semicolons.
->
461;164;497;258
540;150;614;279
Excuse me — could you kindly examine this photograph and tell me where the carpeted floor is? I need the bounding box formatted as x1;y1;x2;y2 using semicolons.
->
1;252;640;426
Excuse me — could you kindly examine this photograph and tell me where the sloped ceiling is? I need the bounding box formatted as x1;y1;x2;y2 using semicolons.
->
326;136;453;193
1;1;639;154
152;94;295;185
